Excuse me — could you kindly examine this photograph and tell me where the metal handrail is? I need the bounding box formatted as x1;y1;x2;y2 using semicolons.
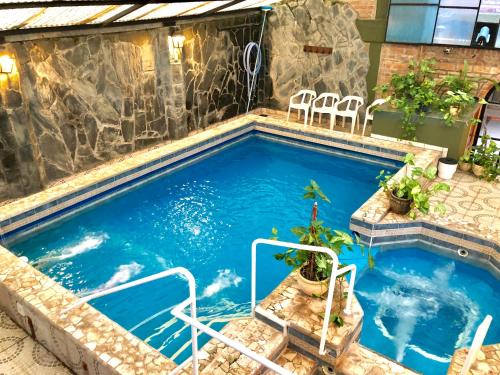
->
62;266;291;375
460;315;492;375
251;238;357;356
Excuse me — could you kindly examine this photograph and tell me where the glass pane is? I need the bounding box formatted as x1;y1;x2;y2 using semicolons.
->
478;0;500;23
386;5;438;43
440;0;480;6
433;7;477;45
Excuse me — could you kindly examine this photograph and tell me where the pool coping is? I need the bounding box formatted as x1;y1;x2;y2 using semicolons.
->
0;109;496;375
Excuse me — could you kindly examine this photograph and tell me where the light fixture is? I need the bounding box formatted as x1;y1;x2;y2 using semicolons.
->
168;30;186;64
0;55;14;74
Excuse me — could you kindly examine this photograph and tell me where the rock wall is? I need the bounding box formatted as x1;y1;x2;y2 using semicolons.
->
182;15;269;131
266;0;370;110
0;14;269;201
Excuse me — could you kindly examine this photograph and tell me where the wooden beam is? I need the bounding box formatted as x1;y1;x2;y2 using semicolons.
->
206;0;245;14
101;4;148;25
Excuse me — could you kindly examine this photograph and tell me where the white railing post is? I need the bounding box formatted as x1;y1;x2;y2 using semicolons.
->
251;238;356;356
460;315;492;375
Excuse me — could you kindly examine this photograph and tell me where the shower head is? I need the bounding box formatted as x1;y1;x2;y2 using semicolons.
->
261;5;273;11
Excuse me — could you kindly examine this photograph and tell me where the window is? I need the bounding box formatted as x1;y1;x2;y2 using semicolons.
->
385;0;500;49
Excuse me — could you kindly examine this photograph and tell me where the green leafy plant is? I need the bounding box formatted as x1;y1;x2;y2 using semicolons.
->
472;134;499;181
375;59;439;140
375;59;496;139
459;149;472;164
377;153;451;219
271;181;372;326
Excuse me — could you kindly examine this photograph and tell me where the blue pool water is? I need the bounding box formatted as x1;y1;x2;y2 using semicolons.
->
7;134;394;363
357;246;499;375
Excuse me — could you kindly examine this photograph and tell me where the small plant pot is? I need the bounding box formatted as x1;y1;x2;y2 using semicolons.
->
296;267;329;297
472;164;485;177
458;161;472;172
389;190;412;215
438;157;458;180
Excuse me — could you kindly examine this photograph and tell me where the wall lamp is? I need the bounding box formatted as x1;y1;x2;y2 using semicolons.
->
0;54;15;74
168;30;186;64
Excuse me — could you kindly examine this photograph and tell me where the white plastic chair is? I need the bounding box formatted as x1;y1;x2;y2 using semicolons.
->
362;98;386;136
287;89;317;126
332;96;364;134
309;93;340;129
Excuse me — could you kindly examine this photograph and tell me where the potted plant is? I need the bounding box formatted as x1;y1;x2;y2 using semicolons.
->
375;59;439;140
377;153;451;219
271;181;371;299
438;157;458;180
472;134;499;181
459;149;472;172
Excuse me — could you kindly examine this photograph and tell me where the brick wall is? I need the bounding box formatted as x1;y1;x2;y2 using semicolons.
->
346;0;377;19
377;44;500;97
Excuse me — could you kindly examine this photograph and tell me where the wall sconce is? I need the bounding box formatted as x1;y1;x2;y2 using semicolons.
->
0;55;15;74
168;31;185;64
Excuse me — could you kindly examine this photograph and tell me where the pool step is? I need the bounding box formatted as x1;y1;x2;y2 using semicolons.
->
255;272;364;368
263;347;318;375
335;343;419;375
182;317;287;374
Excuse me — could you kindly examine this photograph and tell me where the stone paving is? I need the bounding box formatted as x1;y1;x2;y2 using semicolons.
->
447;343;500;375
270;348;316;375
336;343;418;375
0;309;71;375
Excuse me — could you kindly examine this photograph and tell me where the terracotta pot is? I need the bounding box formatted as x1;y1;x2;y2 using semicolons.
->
458;161;472;172
390;190;412;215
472;164;485;177
296;267;330;297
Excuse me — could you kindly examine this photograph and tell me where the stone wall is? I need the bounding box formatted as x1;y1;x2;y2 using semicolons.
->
182;14;269;132
266;0;370;110
0;14;269;201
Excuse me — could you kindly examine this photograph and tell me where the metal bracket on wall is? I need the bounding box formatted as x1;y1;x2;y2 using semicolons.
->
303;45;332;54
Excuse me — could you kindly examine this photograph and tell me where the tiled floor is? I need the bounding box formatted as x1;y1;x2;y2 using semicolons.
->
0;310;71;375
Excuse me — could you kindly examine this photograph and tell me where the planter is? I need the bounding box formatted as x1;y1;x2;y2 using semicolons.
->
438;157;458;180
389;190;412;215
297;267;329;296
472;164;485;177
458;161;472;172
372;107;476;159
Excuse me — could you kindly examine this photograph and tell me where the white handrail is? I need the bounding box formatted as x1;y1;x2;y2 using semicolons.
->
460;315;492;375
251;238;356;356
62;266;292;375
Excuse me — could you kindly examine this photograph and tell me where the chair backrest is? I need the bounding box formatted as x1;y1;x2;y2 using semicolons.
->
313;93;340;109
335;96;364;113
365;98;387;121
296;89;317;105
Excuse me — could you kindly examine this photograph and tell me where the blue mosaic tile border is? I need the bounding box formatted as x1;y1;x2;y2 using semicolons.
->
350;217;499;254
1;120;408;239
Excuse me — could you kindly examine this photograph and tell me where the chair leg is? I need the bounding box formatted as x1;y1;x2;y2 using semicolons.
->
362;118;368;136
330;114;335;131
350;116;355;134
342;117;345;128
309;110;314;126
319;113;322;125
357;114;360;130
298;109;301;121
287;107;291;122
304;110;309;127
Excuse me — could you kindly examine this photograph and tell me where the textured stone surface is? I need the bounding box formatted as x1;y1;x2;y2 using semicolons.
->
266;0;369;110
447;344;500;375
182;15;268;132
336;343;418;375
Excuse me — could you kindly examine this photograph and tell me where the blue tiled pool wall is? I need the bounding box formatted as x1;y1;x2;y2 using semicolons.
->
0;120;411;240
350;217;500;275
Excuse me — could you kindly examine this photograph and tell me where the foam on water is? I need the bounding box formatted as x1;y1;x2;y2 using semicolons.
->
201;269;242;298
100;262;144;290
358;261;480;363
34;234;108;265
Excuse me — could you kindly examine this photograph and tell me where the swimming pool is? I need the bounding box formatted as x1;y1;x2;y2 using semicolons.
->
6;133;396;363
357;245;499;375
